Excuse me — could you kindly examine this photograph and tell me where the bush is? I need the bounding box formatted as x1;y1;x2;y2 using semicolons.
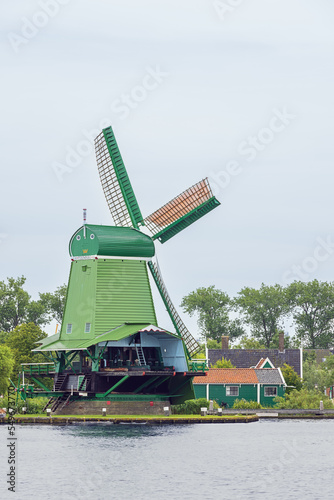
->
274;388;334;409
281;363;302;393
232;398;263;410
1;395;49;414
211;357;236;369
171;398;219;415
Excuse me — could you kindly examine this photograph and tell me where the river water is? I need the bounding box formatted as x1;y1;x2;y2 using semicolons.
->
0;420;333;500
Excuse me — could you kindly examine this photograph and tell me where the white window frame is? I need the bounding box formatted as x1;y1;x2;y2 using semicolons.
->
85;322;91;334
226;386;239;397
264;386;277;397
66;323;72;334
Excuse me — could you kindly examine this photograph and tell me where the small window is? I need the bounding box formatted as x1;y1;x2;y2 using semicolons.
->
226;386;239;396
85;323;91;333
76;235;81;241
264;386;277;397
66;323;73;334
90;234;95;240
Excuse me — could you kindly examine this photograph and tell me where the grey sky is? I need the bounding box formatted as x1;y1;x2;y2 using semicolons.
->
1;0;334;336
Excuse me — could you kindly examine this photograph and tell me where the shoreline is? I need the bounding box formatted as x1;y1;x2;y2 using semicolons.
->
0;414;257;425
1;410;334;425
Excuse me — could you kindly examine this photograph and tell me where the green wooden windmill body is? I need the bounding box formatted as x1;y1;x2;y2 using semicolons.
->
26;126;220;413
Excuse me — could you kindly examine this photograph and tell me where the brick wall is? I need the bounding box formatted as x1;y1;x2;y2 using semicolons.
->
54;399;167;416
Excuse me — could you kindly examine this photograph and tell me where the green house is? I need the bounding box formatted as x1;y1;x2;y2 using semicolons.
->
193;368;286;407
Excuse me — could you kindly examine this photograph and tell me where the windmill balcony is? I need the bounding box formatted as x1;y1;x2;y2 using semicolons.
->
21;363;55;376
188;360;208;373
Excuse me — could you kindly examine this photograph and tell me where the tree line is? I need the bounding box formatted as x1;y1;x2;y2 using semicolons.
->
0;277;67;394
181;280;334;349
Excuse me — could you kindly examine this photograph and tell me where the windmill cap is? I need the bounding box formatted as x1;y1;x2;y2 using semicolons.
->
69;224;155;258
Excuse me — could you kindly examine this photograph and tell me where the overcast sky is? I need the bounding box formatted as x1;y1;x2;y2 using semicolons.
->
1;1;334;337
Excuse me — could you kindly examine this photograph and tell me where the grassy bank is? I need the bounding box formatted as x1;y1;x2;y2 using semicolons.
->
0;414;258;424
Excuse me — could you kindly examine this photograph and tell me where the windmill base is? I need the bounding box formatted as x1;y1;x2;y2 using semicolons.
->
52;399;168;416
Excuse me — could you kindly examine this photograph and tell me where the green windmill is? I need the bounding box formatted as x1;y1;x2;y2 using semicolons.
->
27;126;220;415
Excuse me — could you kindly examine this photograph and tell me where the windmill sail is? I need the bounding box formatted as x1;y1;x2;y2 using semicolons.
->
148;260;200;357
95;127;144;228
144;178;220;243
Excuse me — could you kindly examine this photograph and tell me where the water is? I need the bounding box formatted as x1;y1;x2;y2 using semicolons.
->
0;420;333;500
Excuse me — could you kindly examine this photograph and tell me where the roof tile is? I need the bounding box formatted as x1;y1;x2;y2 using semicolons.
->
193;368;258;385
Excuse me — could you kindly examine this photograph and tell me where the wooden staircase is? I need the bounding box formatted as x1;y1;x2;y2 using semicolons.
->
42;397;54;412
78;374;92;391
50;393;71;412
53;374;67;392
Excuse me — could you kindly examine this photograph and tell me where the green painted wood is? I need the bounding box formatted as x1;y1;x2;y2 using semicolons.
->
260;385;285;407
103;127;143;228
70;225;154;258
78;323;150;348
56;258;157;346
152;197;220;243
193;385;206;399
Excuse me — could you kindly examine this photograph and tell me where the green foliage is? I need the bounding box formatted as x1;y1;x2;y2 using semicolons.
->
281;363;302;393
0;277;67;332
274;388;333;409
0;331;9;344
1;395;49;414
303;350;316;363
234;283;290;348
5;323;47;373
303;356;334;391
232;335;265;349
171;398;219;415
181;286;244;342
287;280;334;348
0;345;15;394
270;331;295;349
206;339;222;349
39;284;67;324
0;276;32;332
192;339;222;359
232;398;263;409
212;357;236;368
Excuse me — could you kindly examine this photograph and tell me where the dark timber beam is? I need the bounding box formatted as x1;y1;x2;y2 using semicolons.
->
170;378;192;395
99;375;130;398
133;376;160;394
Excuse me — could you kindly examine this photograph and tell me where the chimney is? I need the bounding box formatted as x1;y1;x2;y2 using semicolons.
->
221;336;229;350
279;331;285;352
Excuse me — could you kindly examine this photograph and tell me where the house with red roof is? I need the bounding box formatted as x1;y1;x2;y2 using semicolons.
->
193;367;286;407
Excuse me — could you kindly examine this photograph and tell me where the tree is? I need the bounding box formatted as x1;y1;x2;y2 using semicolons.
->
303;355;334;391
192;339;222;359
181;286;244;342
281;363;302;394
39;284;67;324
5;323;47;373
232;335;265;349
287;280;334;348
0;277;67;332
0;345;15;394
0;276;49;332
0;276;30;332
212;357;236;368
234;283;290;348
